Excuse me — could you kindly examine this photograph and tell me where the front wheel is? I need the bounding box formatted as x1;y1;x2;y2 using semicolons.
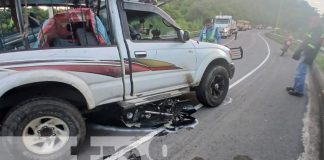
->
280;50;286;56
1;97;86;160
196;65;230;107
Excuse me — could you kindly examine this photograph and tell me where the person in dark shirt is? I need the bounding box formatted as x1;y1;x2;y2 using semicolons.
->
287;16;324;97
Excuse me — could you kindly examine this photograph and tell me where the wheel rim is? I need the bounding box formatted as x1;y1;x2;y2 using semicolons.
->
22;116;70;155
210;75;226;99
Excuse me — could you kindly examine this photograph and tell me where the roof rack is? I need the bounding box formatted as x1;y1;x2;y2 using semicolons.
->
0;0;87;7
124;0;157;5
124;0;174;6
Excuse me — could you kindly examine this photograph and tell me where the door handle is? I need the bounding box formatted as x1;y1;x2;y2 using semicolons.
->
134;51;147;58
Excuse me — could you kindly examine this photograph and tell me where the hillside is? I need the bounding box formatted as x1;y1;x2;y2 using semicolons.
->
161;0;320;34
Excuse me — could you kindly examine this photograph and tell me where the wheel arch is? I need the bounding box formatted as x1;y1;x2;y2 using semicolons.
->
0;70;96;111
192;56;231;87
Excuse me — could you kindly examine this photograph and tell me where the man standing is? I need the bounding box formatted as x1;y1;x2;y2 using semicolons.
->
287;16;324;97
234;27;238;40
199;18;221;44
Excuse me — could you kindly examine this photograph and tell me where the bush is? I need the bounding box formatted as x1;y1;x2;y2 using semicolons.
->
315;53;324;71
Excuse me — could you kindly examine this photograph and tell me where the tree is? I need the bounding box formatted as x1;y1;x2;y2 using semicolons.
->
161;0;319;36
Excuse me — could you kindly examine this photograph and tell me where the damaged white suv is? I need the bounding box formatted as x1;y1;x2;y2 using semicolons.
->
0;0;241;159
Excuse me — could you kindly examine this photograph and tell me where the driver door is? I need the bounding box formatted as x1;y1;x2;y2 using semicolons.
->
122;5;196;97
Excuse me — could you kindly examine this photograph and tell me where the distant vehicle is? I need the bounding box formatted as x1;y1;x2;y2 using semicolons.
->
237;20;250;31
256;24;264;29
266;26;273;30
214;15;237;38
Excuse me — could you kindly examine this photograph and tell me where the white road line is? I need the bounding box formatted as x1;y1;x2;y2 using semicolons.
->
105;32;271;160
105;128;164;160
195;32;271;110
194;104;203;110
223;33;240;46
229;32;271;89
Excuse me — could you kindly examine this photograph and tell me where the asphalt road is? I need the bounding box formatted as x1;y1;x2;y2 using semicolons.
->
79;30;307;160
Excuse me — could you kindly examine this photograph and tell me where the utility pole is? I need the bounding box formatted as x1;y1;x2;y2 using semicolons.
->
275;0;284;29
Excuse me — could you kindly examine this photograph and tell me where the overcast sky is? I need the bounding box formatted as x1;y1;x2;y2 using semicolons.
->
306;0;324;14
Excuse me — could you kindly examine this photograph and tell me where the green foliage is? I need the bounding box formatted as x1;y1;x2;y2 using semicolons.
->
265;32;300;51
161;0;319;33
316;53;324;71
0;9;15;35
0;7;48;36
28;7;49;23
266;32;324;71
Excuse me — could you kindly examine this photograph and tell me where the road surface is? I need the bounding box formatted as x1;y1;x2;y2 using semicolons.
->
80;30;307;160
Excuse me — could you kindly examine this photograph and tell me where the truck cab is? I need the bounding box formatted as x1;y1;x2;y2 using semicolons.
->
214;15;236;38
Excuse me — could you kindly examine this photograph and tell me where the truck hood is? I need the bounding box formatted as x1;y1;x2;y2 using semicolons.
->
191;40;230;53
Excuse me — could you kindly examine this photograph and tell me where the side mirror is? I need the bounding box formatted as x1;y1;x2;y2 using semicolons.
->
230;46;243;60
184;31;190;41
180;30;190;42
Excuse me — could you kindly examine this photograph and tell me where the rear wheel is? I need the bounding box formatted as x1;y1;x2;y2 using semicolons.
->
280;46;288;56
1;97;86;160
196;65;229;107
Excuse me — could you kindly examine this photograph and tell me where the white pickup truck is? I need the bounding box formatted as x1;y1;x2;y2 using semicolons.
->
0;0;241;159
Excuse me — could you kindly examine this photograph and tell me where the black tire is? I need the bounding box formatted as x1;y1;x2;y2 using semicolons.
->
280;47;287;56
196;65;229;107
1;97;86;160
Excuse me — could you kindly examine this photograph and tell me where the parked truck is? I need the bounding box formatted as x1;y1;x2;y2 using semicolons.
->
214;15;237;38
237;20;251;31
0;0;242;159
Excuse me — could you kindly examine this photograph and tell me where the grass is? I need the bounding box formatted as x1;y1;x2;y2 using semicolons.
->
265;32;300;51
315;53;324;71
265;32;324;71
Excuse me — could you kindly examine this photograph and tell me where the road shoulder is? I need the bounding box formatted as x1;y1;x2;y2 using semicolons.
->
311;65;324;160
299;65;324;160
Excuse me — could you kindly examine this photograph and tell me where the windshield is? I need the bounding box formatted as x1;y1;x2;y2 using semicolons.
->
215;18;230;24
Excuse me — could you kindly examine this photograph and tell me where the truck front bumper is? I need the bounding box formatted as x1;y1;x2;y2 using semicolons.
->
229;63;235;79
221;32;230;37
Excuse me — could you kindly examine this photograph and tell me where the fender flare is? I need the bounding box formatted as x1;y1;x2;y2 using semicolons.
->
192;50;232;86
0;70;96;109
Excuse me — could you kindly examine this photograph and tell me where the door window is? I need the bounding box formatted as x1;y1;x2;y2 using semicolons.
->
125;10;179;41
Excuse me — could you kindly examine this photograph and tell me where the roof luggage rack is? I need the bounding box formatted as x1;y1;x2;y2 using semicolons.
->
124;0;157;5
0;0;87;7
124;0;173;6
